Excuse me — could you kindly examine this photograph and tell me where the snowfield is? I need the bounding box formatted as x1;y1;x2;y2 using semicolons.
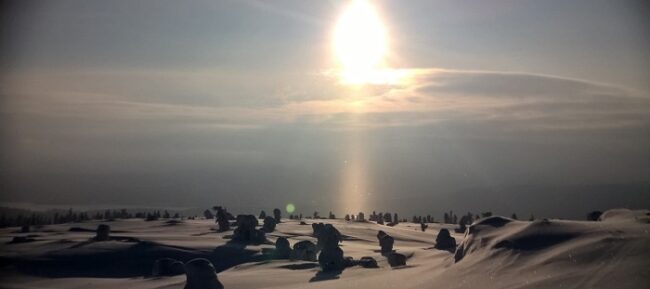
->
1;209;648;289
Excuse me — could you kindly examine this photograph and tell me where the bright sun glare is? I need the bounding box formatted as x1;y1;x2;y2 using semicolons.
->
334;0;386;72
333;0;393;85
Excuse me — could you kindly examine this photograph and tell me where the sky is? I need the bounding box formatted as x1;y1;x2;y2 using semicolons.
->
1;0;649;218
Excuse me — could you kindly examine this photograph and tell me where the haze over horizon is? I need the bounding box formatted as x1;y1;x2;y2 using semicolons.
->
1;0;649;219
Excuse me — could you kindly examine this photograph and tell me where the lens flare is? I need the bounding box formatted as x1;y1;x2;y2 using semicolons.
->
285;203;296;214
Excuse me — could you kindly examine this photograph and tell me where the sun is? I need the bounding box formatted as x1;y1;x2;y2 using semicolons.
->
333;0;388;84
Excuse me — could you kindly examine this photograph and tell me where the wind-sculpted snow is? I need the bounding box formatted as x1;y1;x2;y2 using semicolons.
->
450;210;650;289
0;212;648;289
454;217;585;262
599;208;650;223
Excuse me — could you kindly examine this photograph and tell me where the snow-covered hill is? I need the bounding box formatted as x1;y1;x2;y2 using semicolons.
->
1;209;648;289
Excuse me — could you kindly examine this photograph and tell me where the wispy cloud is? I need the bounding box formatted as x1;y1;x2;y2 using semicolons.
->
3;67;648;134
2;67;648;209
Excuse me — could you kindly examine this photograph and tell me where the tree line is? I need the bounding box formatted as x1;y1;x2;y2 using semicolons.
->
0;208;182;228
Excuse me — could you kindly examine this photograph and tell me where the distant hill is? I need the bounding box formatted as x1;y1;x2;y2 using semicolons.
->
403;183;650;219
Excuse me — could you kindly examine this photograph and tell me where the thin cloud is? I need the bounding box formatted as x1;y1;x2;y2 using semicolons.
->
3;68;648;133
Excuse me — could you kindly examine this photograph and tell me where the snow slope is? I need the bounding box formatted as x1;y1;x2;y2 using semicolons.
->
0;209;648;289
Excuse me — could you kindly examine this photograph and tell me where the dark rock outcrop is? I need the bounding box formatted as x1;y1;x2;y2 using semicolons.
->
377;230;394;253
215;207;230;232
9;236;36;244
94;224;110;241
358;256;378;268
152;258;185;276
343;256;355;267
318;246;345;271
291;240;317;261
184;258;224;289
274;236;291;259
317;224;345;272
434;228;456;251
311;223;325;237
263;216;276;232
315;224;341;250
587;210;603;221
386;252;406;267
232;214;265;244
273;208;282;223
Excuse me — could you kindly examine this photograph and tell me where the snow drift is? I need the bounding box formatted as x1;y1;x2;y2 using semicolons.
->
0;209;648;289
451;209;650;288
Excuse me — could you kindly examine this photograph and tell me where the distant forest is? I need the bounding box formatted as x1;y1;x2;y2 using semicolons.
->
2;205;586;229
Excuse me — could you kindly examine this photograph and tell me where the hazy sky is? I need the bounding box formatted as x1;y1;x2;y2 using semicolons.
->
1;0;649;218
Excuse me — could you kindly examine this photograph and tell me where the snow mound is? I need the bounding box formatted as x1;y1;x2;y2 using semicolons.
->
599;208;650;223
451;213;650;288
455;217;586;262
1;215;648;288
